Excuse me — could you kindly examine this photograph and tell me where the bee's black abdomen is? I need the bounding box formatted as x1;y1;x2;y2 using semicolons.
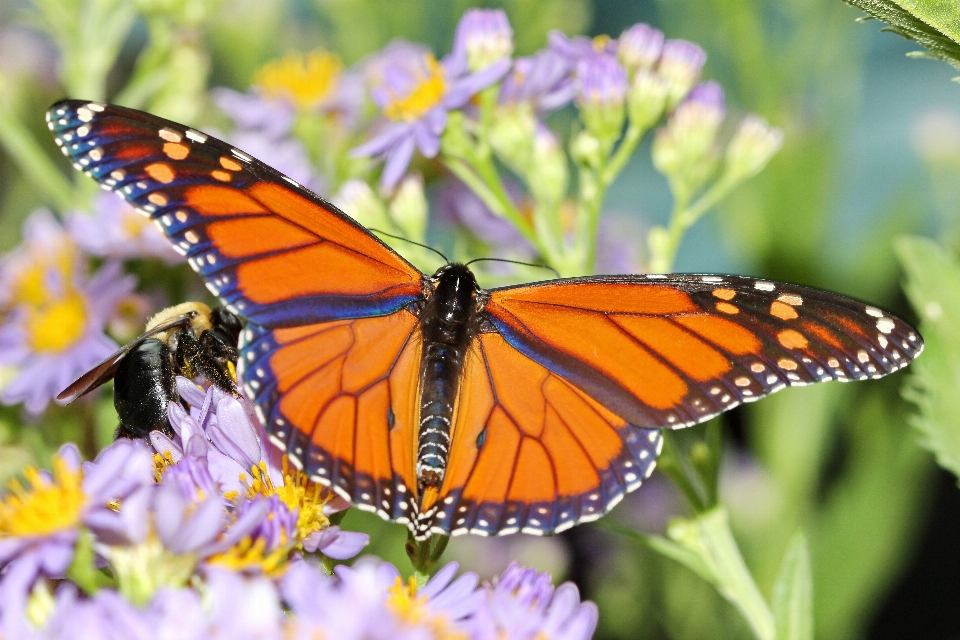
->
114;339;176;439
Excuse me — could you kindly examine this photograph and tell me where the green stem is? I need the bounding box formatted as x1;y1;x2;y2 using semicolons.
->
405;533;449;587
601;123;645;187
650;173;738;273
0;104;75;211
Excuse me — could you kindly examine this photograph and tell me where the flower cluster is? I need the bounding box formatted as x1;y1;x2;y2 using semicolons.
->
0;385;594;637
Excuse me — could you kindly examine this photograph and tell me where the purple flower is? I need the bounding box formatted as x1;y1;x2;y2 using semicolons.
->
574;54;628;109
685;80;725;113
66;193;183;265
283;558;481;638
352;37;510;190
211;88;324;193
451;9;514;73
548;30;618;64
499;49;574;111
657;39;706;105
617;23;665;72
0;210;135;414
472;563;598;640
151;377;363;560
0;440;153;626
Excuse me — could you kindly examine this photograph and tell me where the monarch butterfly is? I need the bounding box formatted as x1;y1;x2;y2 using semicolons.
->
48;100;922;540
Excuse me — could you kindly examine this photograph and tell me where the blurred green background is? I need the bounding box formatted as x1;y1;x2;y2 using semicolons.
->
1;0;958;638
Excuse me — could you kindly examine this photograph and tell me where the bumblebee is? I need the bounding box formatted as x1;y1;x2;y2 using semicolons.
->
58;302;243;440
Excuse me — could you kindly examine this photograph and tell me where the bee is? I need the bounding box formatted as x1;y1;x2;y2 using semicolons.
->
58;302;243;440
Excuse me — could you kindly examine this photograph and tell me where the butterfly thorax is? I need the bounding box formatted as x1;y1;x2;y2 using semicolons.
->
416;264;483;489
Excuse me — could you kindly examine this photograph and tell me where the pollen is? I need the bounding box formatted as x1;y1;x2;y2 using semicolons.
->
243;459;331;548
387;576;428;623
255;50;344;109
26;291;87;353
383;54;448;122
207;533;289;577
0;457;86;536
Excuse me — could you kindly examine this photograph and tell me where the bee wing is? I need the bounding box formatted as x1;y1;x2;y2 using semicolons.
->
57;313;195;402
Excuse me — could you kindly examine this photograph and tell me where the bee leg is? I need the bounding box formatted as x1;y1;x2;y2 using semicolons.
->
194;329;241;397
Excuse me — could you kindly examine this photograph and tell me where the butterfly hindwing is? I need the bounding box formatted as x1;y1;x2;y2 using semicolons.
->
46;100;424;328
485;274;922;430
240;311;422;524
419;332;662;538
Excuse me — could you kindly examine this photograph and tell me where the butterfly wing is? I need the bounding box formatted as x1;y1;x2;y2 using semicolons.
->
48;100;428;518
241;310;422;523
46;100;423;327
483;274;923;429
415;331;662;538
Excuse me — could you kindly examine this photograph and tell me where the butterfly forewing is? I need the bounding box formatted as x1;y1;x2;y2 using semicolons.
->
46;100;424;328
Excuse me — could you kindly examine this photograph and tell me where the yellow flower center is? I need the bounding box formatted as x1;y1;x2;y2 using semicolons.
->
11;245;76;310
383;54;447;122
255;50;344;110
244;459;330;548
206;533;289;576
25;291;88;353
0;457;86;536
387;576;467;640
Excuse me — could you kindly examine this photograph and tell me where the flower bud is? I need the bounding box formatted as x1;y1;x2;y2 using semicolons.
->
617;23;664;73
453;8;514;72
657;39;706;108
389;175;428;241
571;130;603;169
628;69;669;131
652;82;725;193
575;54;628;144
439;110;474;161
724;115;784;181
332;179;390;230
528;126;569;205
489;103;537;176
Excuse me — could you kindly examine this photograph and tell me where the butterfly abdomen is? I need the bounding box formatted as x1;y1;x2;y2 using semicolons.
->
416;264;482;489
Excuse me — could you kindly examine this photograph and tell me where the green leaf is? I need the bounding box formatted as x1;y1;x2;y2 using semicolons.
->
773;533;814;640
843;0;960;72
895;236;960;480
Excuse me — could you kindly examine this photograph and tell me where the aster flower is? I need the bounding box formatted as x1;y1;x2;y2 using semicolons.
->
253;49;364;125
0;210;135;414
0;441;153;590
617;23;665;73
352;31;511;190
574;54;628;143
657;39;707;107
499;48;574;112
450;9;514;73
65;192;183;265
282;558;482;639
150;377;364;561
472;563;598;640
548;30;618;65
652;81;726;193
723;115;784;182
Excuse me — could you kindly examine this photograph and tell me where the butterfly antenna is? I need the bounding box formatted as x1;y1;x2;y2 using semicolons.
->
465;257;562;280
368;228;448;263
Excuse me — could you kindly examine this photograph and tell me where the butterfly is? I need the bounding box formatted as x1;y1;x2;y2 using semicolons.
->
47;100;923;540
